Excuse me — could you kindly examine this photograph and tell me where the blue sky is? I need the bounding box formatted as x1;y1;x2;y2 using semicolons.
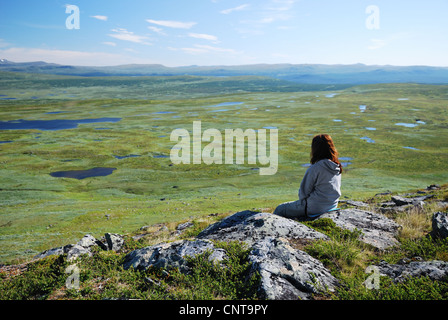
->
0;0;447;67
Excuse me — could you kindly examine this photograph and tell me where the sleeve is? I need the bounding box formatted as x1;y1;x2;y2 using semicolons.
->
298;165;319;200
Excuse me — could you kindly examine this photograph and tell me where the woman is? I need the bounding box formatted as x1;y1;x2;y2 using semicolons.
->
274;134;342;220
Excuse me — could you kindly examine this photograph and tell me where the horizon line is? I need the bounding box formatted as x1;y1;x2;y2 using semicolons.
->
1;58;448;69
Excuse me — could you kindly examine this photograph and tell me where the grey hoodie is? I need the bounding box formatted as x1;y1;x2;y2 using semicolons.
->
298;159;341;218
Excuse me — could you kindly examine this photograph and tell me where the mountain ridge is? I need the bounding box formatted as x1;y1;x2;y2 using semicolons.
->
1;59;448;84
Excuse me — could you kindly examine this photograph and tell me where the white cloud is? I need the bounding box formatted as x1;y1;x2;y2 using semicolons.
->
102;42;117;47
236;0;298;35
0;47;150;66
146;19;196;29
109;28;151;45
221;4;250;14
188;33;219;42
148;26;166;35
91;15;108;21
178;44;239;55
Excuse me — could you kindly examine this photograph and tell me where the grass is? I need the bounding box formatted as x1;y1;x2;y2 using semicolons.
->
0;240;260;300
0;73;448;299
1;192;447;300
1;80;448;263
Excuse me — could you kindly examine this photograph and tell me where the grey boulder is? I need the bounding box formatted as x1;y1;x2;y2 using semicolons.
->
316;209;401;250
104;233;125;251
249;237;339;300
432;211;448;239
34;233;123;261
197;210;329;245
377;260;448;283
122;239;227;273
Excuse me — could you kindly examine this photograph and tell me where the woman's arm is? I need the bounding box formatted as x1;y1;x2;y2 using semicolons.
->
298;165;319;200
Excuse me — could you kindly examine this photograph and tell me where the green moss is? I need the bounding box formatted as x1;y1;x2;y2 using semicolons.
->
0;240;260;300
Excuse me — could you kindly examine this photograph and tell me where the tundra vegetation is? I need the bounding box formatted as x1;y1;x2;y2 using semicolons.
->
0;71;447;300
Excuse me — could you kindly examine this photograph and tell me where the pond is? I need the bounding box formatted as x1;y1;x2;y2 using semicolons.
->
153;154;169;158
208;109;229;113
114;154;141;159
395;123;419;128
0;118;122;131
207;102;244;108
402;146;420;151
360;136;375;143
50;167;116;180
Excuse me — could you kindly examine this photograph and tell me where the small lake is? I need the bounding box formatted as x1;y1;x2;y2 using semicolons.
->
0;118;122;131
360;136;375;143
50;167;116;180
395;123;419;128
207;102;244;108
359;105;366;112
208;109;229;113
114;154;140;160
402;146;420;151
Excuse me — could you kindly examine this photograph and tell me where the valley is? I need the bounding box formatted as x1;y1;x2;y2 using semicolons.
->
1;71;447;264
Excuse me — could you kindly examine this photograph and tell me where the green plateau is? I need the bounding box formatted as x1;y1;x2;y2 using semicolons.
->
1;71;447;264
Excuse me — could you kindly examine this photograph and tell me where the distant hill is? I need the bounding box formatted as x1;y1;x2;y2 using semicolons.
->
1;59;447;84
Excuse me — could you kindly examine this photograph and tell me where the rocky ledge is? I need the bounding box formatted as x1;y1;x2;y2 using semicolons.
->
31;193;448;300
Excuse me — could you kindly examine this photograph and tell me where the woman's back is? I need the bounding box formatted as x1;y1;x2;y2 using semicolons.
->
299;159;341;218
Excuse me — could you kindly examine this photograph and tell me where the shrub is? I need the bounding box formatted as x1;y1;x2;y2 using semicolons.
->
336;275;448;300
0;255;68;300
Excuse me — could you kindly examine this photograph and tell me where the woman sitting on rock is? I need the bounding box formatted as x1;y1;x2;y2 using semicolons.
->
274;134;342;220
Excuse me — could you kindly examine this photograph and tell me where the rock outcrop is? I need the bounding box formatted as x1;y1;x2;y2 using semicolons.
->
34;233;125;261
377;260;448;283
122;211;335;300
122;239;227;273
432;211;448;239
378;193;444;214
248;237;339;300
122;209;402;300
31;190;448;300
197;210;329;245
316;209;401;250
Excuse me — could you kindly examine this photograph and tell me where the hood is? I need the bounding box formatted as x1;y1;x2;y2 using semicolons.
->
317;159;341;174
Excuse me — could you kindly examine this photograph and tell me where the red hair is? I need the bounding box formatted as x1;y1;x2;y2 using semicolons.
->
310;134;342;173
